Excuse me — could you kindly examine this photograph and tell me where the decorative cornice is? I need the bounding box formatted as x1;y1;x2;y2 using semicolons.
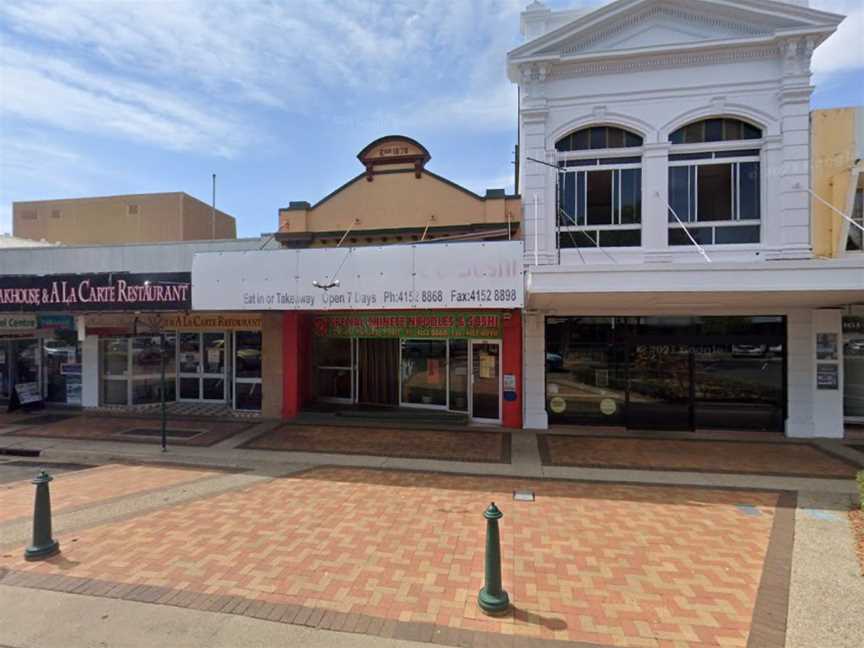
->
558;5;767;56
556;45;780;78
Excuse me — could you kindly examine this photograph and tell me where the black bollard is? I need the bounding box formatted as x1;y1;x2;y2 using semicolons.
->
477;502;510;615
24;470;60;561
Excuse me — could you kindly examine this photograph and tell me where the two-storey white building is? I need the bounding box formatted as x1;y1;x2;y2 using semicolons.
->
508;0;864;437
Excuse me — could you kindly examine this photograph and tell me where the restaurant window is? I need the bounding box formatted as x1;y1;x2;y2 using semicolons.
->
100;336;176;406
234;331;262;410
400;339;447;407
668;118;762;245
556;126;643;249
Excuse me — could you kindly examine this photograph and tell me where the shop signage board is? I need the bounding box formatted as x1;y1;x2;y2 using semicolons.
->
161;313;262;331
14;382;42;406
37;314;75;330
0;272;191;312
0;314;37;332
192;242;523;311
312;311;504;339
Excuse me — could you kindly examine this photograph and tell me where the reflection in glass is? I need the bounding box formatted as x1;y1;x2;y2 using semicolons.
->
844;320;864;418
178;333;200;373
203;333;226;373
448;339;468;412
236;382;262;410
472;342;500;420
401;340;446;406
314;337;352;401
235;332;262;378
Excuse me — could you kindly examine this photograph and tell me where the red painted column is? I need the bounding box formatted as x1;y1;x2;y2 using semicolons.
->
282;311;302;419
501;310;523;429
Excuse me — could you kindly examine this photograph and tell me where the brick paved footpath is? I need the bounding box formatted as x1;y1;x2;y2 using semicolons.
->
0;466;794;648
0;464;217;524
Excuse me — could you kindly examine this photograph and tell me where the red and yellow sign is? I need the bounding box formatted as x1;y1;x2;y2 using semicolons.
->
162;313;262;331
312;311;502;339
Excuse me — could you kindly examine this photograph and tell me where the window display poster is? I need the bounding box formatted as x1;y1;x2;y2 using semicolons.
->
479;352;496;379
65;376;82;405
427;359;441;384
816;363;839;390
816;333;838;360
14;382;42;405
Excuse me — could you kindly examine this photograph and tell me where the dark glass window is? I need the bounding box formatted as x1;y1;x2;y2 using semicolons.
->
599;229;641;247
560;171;576;226
586;170;613;225
669;226;712;246
669;118;762;144
620;169;641;224
697;164;733;221
556;126;643;151
668;166;694;222
739;162;760;221
715;225;760;244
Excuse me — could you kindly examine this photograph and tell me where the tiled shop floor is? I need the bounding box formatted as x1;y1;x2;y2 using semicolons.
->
0;464;217;524
243;424;511;463
1;415;251;447
538;435;861;478
1;467;792;647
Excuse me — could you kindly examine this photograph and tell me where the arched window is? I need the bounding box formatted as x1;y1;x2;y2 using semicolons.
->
556;126;643;152
669;118;761;144
667;118;762;246
555;126;644;249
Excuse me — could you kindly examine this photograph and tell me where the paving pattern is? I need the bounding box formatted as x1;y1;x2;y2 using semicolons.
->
1;415;251;447
538;435;861;478
244;424;511;463
1;466;791;647
0;463;217;524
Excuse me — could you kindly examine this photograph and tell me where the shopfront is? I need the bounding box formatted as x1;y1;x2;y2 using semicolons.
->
94;313;262;411
191;240;525;426
545;316;786;431
0;313;81;407
310;312;507;422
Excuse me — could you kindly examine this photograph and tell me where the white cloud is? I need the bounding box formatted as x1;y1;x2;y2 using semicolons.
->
0;0;526;156
0;47;248;156
811;3;864;78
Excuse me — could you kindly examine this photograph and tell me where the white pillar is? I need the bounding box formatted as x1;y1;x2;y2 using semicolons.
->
81;335;99;408
523;310;549;429
785;309;844;438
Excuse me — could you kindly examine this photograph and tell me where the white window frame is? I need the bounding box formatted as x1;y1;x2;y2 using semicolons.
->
557;146;643;249
667;138;764;246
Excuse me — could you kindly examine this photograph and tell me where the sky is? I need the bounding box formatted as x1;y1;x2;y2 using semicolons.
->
0;0;862;238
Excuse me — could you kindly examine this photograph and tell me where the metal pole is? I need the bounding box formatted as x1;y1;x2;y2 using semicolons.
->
477;502;509;615
160;331;167;452
211;173;216;239
25;471;59;560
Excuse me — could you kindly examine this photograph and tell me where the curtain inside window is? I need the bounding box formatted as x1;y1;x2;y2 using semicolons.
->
357;338;399;406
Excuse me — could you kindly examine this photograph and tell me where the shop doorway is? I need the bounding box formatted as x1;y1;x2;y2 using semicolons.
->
177;332;228;402
359;339;399;406
0;339;41;403
311;335;503;421
470;340;501;423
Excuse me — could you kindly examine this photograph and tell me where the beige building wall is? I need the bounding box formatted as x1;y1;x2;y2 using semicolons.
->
811;107;862;257
280;171;519;237
13;192;237;244
277;136;520;244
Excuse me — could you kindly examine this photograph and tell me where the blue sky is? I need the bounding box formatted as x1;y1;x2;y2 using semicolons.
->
1;0;862;238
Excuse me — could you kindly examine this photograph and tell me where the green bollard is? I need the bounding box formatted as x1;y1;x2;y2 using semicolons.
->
477;502;510;615
24;471;60;561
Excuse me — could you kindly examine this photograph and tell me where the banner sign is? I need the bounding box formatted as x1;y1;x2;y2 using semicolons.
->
0;314;37;332
843;316;864;334
0;272;191;312
37;314;75;330
312;311;503;339
161;313;262;331
192;242;523;311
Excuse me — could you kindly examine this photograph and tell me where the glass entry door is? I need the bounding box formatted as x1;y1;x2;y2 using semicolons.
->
626;344;692;429
470;341;501;422
177;332;227;402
